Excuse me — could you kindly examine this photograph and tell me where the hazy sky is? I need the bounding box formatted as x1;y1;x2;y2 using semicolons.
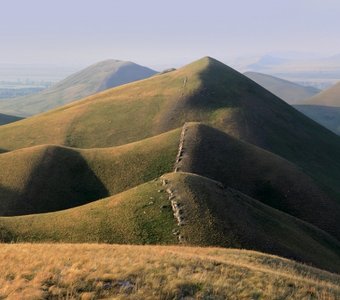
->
1;0;340;69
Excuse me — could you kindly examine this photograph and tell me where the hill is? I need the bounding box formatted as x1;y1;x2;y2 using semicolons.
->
0;56;339;201
0;172;340;274
295;105;340;135
0;60;156;117
0;129;180;215
0;244;339;300
244;71;320;104
305;81;340;107
2;122;339;240
243;53;340;90
177;123;340;240
0;112;22;126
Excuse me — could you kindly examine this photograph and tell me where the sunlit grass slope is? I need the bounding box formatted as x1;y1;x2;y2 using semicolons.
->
0;128;180;215
1;172;339;273
0;244;339;299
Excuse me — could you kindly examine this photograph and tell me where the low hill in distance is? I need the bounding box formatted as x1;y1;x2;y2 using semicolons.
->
244;71;320;104
294;105;340;135
305;81;340;107
243;53;340;90
1;172;340;274
1;244;339;299
0;112;22;126
0;60;156;117
0;129;180;215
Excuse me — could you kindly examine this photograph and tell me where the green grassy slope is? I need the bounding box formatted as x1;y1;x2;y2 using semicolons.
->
0;172;339;274
178;123;340;240
0;60;156;117
244;71;320;104
0;57;339;199
295;105;340;135
0;128;180;215
305;81;340;107
1;244;339;299
0;177;178;245
0;112;22;126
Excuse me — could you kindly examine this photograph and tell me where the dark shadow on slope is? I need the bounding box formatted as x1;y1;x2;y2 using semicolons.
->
3;146;109;216
178;173;340;274
191;58;340;200
0;149;7;154
0;113;23;126
180;123;340;241
0;184;21;217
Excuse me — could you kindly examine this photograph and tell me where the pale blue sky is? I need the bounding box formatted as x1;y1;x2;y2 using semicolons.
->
1;0;339;69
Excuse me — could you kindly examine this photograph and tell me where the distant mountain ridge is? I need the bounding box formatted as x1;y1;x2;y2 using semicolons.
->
0;59;157;116
294;105;340;135
305;81;340;107
245;71;320;104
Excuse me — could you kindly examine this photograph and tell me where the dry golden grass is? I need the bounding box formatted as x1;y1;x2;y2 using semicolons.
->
0;243;339;300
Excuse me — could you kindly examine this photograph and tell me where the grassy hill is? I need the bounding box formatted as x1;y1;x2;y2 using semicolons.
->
178;123;340;240
245;71;320;104
295;105;340;135
0;112;22;126
0;244;339;299
0;60;156;117
0;57;339;203
0;57;340;278
0;129;180;215
0;172;339;274
306;81;340;107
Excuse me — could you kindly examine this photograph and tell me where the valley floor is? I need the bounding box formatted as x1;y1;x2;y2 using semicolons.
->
0;244;339;300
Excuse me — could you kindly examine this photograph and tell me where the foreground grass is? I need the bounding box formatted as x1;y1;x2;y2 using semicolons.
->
0;244;339;299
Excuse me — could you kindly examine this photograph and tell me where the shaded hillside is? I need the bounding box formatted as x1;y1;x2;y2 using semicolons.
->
0;129;180;215
295;105;340;135
0;60;156;116
0;112;22;125
177;123;340;240
244;71;320;104
0;172;340;274
0;57;340;200
305;81;340;107
0;244;339;299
